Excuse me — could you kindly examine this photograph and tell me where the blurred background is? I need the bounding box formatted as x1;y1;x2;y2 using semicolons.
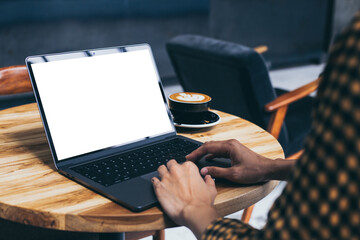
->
0;0;359;86
1;1;360;239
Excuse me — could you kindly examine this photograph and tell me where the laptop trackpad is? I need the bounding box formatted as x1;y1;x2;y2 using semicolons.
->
109;176;158;211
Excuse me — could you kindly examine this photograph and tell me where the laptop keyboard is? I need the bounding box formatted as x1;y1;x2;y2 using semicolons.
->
71;138;201;187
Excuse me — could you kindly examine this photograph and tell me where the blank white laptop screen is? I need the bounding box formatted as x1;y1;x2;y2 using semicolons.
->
31;49;174;160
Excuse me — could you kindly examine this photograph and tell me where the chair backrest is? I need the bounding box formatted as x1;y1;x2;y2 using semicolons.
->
166;34;289;145
0;65;35;110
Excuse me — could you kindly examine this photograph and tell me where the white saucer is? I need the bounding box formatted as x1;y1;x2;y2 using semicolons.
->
174;111;221;129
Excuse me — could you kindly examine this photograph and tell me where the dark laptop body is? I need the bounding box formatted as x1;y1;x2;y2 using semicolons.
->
25;44;204;212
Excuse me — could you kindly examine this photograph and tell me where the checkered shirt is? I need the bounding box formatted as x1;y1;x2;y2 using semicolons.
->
202;12;360;240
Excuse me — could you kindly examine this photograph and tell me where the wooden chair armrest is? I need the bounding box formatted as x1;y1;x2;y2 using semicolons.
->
266;76;321;139
0;65;32;95
265;76;322;112
266;105;288;139
254;45;268;54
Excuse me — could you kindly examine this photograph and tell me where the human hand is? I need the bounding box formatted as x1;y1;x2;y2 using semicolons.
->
152;160;219;239
186;139;278;184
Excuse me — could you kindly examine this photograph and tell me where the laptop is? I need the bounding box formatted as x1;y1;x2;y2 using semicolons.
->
25;44;206;212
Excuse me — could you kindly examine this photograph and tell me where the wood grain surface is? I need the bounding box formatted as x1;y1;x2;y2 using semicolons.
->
0;65;33;95
0;103;284;232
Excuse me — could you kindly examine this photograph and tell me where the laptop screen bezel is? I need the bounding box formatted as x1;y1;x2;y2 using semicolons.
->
25;44;177;168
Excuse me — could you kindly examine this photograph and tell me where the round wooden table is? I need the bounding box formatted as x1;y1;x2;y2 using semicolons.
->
0;103;284;233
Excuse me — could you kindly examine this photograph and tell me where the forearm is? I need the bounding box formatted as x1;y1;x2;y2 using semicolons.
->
263;158;297;181
182;205;219;239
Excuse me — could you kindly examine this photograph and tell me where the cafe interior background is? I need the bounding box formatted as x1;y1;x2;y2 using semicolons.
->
0;0;359;239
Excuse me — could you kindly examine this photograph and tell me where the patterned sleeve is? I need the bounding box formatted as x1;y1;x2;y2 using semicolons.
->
202;12;360;240
202;218;258;239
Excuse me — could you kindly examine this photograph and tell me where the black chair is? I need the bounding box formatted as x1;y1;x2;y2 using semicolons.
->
166;34;317;157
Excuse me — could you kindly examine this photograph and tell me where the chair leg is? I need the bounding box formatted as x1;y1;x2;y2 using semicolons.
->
241;205;254;224
153;229;165;240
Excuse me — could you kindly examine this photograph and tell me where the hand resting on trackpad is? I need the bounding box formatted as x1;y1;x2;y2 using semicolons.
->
195;157;232;183
196;156;232;169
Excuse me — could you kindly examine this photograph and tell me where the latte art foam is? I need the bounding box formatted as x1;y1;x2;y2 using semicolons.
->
169;92;211;103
